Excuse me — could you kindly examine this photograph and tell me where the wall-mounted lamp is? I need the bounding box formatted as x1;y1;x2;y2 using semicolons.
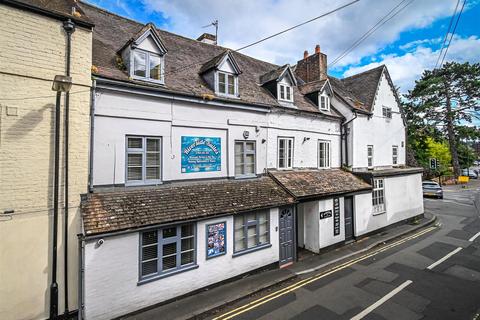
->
262;139;266;144
303;137;310;143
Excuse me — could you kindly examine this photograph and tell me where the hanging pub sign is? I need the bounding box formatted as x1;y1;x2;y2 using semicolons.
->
333;198;341;236
181;136;221;173
206;222;226;259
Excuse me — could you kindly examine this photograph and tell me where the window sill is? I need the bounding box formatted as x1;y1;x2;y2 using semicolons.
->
125;180;163;187
216;92;240;99
234;174;258;180
372;211;386;216
132;75;165;85
137;264;199;285
232;243;272;258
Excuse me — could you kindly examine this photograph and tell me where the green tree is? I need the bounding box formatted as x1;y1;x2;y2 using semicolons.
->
407;62;480;177
426;137;452;176
457;143;476;169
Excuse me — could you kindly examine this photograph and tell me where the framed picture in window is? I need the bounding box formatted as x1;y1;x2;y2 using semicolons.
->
206;221;227;259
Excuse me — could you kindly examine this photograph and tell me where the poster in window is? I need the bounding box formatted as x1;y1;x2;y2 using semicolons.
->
206;222;226;259
181;136;221;173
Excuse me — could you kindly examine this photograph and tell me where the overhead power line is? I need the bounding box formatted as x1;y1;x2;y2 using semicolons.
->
438;0;466;68
434;0;461;70
165;0;360;77
329;0;415;67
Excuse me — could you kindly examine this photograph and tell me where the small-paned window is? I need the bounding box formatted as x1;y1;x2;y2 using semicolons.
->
217;72;237;96
235;141;256;177
320;94;330;111
126;136;161;185
382;106;392;119
278;137;293;169
278;84;293;102
133;50;163;82
140;223;196;280
318;140;331;168
392;145;398;165
367;145;374;168
234;211;270;253
372;179;385;214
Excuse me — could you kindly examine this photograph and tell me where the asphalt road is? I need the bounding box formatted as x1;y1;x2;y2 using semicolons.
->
209;181;480;320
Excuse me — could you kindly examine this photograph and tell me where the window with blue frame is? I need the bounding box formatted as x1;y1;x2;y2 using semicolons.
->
140;223;196;280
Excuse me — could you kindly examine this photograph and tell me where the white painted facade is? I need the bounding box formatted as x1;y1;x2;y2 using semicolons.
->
297;197;347;252
83;209;280;320
354;174;423;236
92;88;341;187
332;67;424;238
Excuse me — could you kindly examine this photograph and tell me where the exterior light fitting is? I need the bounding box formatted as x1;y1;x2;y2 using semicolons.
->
52;75;73;92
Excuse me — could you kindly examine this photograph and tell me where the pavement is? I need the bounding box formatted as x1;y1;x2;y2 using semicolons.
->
122;189;450;320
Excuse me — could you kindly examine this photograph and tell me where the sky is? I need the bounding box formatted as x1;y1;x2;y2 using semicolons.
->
86;0;479;94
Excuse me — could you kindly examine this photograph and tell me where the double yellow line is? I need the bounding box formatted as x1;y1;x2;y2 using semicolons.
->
213;225;437;320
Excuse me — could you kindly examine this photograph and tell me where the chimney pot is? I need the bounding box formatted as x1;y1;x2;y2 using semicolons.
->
315;44;320;54
303;50;309;59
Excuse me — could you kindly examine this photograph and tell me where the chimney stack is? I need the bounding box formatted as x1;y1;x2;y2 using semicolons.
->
295;44;327;83
197;33;217;45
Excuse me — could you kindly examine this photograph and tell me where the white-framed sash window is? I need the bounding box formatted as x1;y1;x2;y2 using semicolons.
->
318;140;331;168
278;137;294;169
126;136;162;185
372;178;386;214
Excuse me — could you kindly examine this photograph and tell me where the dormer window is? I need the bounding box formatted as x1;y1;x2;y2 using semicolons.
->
133;50;162;81
217;71;237;96
319;93;330;111
278;84;293;102
120;23;167;85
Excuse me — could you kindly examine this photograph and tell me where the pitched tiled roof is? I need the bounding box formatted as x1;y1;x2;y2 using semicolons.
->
79;2;339;116
328;76;369;113
81;176;295;236
341;65;385;112
9;0;93;25
259;64;288;85
269;169;372;199
298;79;327;95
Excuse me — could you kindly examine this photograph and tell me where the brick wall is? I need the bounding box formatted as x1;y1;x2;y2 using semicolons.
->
295;52;328;83
0;4;92;320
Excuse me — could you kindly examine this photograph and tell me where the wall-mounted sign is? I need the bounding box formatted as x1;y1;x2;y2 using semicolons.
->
333;198;340;236
206;222;226;259
320;210;332;219
181;136;221;173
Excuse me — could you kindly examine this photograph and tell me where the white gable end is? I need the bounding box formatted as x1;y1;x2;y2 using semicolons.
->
218;58;235;73
137;35;161;54
372;73;399;116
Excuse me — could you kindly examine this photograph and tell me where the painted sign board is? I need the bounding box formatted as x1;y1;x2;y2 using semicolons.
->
181;136;221;173
320;210;332;219
333;198;340;236
206;222;226;259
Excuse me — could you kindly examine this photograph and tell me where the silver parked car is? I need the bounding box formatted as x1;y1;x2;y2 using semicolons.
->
422;181;443;199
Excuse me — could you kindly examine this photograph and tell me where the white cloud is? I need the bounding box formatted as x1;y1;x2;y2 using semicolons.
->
142;0;460;67
343;36;480;92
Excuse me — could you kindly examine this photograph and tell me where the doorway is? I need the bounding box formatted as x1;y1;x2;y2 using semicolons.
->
279;206;295;267
344;196;354;241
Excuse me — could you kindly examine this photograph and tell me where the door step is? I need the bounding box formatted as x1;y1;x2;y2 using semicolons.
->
280;261;293;269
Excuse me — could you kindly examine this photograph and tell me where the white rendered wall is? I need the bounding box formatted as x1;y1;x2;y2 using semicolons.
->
299;201;320;253
93;90;268;185
84;208;280;320
351;73;406;169
266;112;341;169
354;173;423;237
93;89;342;186
318;198;345;249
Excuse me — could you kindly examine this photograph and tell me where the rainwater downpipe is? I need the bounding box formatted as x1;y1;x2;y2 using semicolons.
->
63;19;75;318
342;111;357;168
88;79;96;193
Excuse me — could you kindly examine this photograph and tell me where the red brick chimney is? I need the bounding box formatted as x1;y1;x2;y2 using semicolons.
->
296;44;327;83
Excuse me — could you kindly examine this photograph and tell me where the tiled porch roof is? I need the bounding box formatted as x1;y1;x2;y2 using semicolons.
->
81;176;295;236
269;169;372;200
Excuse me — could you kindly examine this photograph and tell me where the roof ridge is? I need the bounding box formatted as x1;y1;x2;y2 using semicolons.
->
342;64;385;80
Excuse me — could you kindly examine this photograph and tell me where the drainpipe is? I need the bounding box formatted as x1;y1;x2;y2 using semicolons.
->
50;90;62;320
342;111;357;168
88;79;96;193
63;19;75;318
